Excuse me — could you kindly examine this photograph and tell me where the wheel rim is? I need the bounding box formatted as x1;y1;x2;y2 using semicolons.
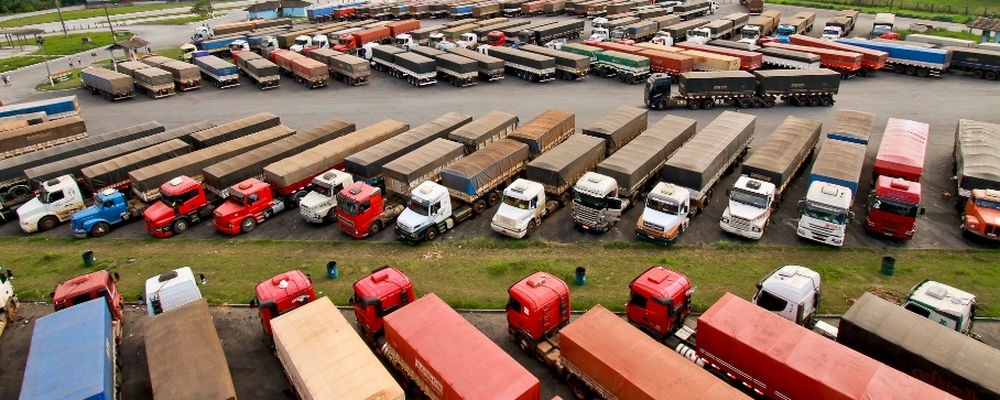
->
174;219;188;233
986;71;997;80
242;218;256;232
369;222;381;236
40;217;57;231
93;223;110;237
426;228;437;241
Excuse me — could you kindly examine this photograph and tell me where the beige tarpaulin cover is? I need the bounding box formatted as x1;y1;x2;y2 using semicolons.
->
0;116;86;155
263;120;409;188
81;121;214;190
741;115;821;186
383;138;465;197
145;300;237;400
581;105;648;155
662;111;755;192
596;115;697;197
271;297;404;400
190;112;280;149
827;109;874;144
809;138;866;192
509;109;575;156
448;111;519;154
117;60;151;76
441;138;529;197
526;134;605;194
955;119;1000;191
81;67;134;94
203;119;355;191
345;112;471;180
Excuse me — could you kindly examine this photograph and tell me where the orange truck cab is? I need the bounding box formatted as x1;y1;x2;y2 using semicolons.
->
336;182;399;239
50;270;124;343
213;178;286;235
252;270;316;337
625;266;694;341
350;265;415;347
963;188;1000;241
486;31;506;46
143;176;212;238
506;272;571;355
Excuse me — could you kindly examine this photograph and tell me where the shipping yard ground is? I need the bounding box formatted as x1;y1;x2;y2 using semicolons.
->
1;1;1000;398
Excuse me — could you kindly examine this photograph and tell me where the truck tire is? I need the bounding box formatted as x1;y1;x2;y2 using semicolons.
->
687;100;701;110
702;98;714;109
916;68;929;78
425;226;438;241
790;96;802;107
38;216;58;231
568;376;591;400
473;199;487;215
368;221;382;237
525;221;536;238
762;97;775;108
290;191;307;207
736;98;751;108
987;70;998;80
751;98;764;108
655;100;668;110
172;218;190;234
516;331;536;356
90;222;111;238
241;217;257;233
857;68;869;77
820;96;832;107
487;192;500;208
893;65;905;74
971;69;984;79
904;66;916;75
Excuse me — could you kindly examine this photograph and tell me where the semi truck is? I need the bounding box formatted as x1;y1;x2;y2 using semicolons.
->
788;34;888;77
675;42;763;70
144;266;203;316
141;55;202;91
775;11;816;43
573;115;696;234
0;117;87;162
409;46;480;87
491;135;606;238
332;26;391;56
741;0;763;14
838;38;952;78
517;20;585;46
194;54;240;89
234;51;280;89
518;43;590;80
680;49;741;71
760;47;822;69
954;119;1000;242
0;95;79;120
872;12;895;37
395;139;529;242
738;13;778;45
865;118;929;240
506;272;750;400
822;11;858;40
686;19;733;44
720;116;822;239
212;177;288;235
763;42;863;77
795;118;871;247
588;47;651;84
145;300;237;400
19;298;119;400
480;45;556;83
447;46;506;81
371;45;438;86
81;67;135;101
116;61;176;98
507;109;575;160
673;0;717;20
307;48;371;86
644;69;840;110
652;19;709;46
610;20;659;43
945;46;1000;81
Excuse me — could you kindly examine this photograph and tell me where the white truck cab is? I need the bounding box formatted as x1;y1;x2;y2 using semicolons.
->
592;18;609;30
492;179;555;239
299;169;354;224
457;33;478;49
737;25;762;45
686;27;712;44
145;266;202;316
229;40;250;53
586;27;610;44
821;26;844;40
311;34;331;50
651;31;674;46
754;265;821;326
0;268;17;337
720;176;776;240
395;33;418;50
902;280;978;335
395;181;455;241
571;172;626;232
17;174;85;233
192;26;213;41
635;182;690;244
796;182;854;246
290;35;313;53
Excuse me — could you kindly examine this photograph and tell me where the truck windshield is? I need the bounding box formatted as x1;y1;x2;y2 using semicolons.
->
870;196;919;218
503;195;531;210
975;197;1000;211
229;191;246;206
731;188;769;208
407;197;430;216
394;37;407;45
573;191;605;208
336;195;359;216
338;38;351;45
690;30;708;38
741;29;758;39
317;183;335;198
646;196;680;215
823;28;840;36
295;39;309;46
802;202;847;224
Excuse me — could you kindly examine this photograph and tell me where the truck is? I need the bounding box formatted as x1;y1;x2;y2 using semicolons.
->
116;61;175;99
610;20;659;43
519;43;590;80
50;270;124;343
741;0;763;14
838;38;952;78
680;49;740;71
636;48;695;76
395;139;529;242
954;119;1000;242
212;178;287;235
789;35;888;77
333;26;391;56
235;51;280;89
251;269;316;339
583;46;651;84
19;298;120;400
409;46;480;87
336;139;466;238
507;109;575;160
194;18;291;39
675;42;762;70
577;115;697;235
480;45;556;83
70;188;150;238
81;67;135;101
307;48;371;86
673;0;717;20
0;269;16;341
763;42;863;77
371;46;438;86
864;118;929;240
822;15;855;40
473;3;502;18
544;0;566;15
686;19;733;44
518;20;585;46
502;0;528;17
193;54;240;89
644;69;839;110
448;110;520;155
944;46;1000;81
506;272;750;400
795;115;871;247
738;14;777;45
721;12;750;31
760;47;822;69
144;300;237;400
447;46;506;81
141;56;202;91
349;269;540;399
492;135;606;238
872;12;895;37
0;95;79;121
775;11;815;43
472;20;529;45
270;119;409;221
0;117;87;162
837;292;997;399
905;34;976;48
652;19;709;46
144;266;202;315
720;116;821;239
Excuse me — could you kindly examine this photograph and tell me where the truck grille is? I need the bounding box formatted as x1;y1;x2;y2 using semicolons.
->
986;224;999;237
806;222;837;235
642;220;663;232
573;206;599;224
494;214;516;228
338;215;354;227
729;216;751;231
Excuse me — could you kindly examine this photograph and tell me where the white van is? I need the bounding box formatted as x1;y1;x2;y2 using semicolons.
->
145;266;202;316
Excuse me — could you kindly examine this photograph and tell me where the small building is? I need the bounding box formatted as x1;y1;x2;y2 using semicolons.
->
246;2;279;20
245;0;311;20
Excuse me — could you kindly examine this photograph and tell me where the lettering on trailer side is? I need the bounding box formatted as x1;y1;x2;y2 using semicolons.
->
713;85;729;89
25;131;54;142
912;369;976;400
414;357;443;396
748;172;773;183
791;83;805;88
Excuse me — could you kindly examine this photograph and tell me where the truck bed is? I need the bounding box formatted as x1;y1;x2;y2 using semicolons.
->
740;116;821;189
145;300;237;400
662;111;756;194
526;134;606;195
190;112;280;149
596;115;697;197
954;119;1000;192
873;118;928;181
581;105;648;155
828;109;874;145
808;138;867;195
441;138;530;199
0;117;87;160
383;138;466;197
448;111;519;154
508;109;575;157
345;112;471;180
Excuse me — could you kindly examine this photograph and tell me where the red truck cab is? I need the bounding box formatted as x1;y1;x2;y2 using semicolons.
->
333;35;356;53
336;182;384;238
143;175;211;238
865;176;923;239
50;270;124;343
626;266;693;341
506;272;570;353
214;178;284;235
252;270;315;337
350;265;414;347
487;31;506;46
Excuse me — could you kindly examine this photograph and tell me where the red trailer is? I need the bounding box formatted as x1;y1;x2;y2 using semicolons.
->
762;42;862;75
386;19;420;37
866;118;929;239
873;118;928;182
638;49;694;75
383;293;541;400
333;7;356;20
290;57;328;88
788;34;887;76
594;41;644;56
697;293;958;400
674;42;763;70
270;49;305;75
521;0;548;16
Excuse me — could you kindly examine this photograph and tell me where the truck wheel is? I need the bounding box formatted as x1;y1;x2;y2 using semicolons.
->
751;98;764;108
487;192;500;208
790;96;801;107
857;68;869;77
904;66;917;75
368;221;382;237
655;100;667;110
701;98;714;109
525;221;536;238
808;96;820;107
568;376;590;400
763;97;775;108
290;191;307;207
38;216;58;231
916;68;929;78
687;100;701;110
736;98;751;108
473;199;487;215
241;217;257;233
516;332;536;356
820;96;832;107
971;69;985;79
425;227;438;241
986;71;998;80
172;218;190;234
90;222;111;238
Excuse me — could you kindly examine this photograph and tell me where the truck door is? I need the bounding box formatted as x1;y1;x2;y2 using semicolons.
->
627;291;664;333
754;290;800;324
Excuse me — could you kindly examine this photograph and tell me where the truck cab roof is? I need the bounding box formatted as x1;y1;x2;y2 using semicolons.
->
256;270;314;304
52;270;117;309
904;280;976;322
756;265;820;307
629;266;692;307
340;181;379;202
504;178;543;200
411;180;448;203
508;272;569;314
806;181;853;209
159;175;200;195
873;176;920;204
647;181;689;203
734;175;776;196
574;171;618;197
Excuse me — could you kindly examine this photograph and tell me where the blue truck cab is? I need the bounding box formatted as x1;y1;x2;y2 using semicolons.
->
71;188;144;238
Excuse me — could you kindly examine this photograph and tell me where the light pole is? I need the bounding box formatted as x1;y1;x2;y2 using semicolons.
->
103;1;119;71
54;0;68;38
37;37;54;87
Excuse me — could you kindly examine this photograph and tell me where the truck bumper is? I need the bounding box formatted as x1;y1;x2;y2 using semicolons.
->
636;229;676;245
214;220;242;236
796;227;844;246
491;221;526;239
962;226;1000;242
574;220;610;233
394;225;423;244
720;221;763;240
72;228;89;238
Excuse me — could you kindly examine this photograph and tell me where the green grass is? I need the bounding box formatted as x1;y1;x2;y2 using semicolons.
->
1;32;134;73
2;238;998;317
894;27;978;40
134;15;208;26
0;1;241;28
0;56;47;73
766;0;991;23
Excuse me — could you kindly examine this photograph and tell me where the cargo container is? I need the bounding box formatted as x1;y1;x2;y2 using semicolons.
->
0;117;87;161
482;45;556;83
676;41;762;70
145;300;237;400
789;34;887;76
448;47;506;81
944;46;1000;81
142;57;202;91
81;67;135;101
0;95;79;121
639;49;695;76
838;37;950;77
508;109;575;159
194;54;240;88
680;49;741;71
763;42;863;76
954;119;1000;242
519;44;590;80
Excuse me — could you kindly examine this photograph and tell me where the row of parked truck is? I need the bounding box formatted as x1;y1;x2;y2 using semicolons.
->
8;243;989;400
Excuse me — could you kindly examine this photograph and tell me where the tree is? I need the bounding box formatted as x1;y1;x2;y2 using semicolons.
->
191;0;213;18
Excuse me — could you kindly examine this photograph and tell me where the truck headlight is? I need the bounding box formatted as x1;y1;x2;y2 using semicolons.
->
751;226;761;232
867;220;875;227
721;217;729;224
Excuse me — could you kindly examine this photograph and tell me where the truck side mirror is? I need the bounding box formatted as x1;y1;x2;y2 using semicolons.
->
112;272;120;282
50;291;55;300
920;207;926;215
249;298;259;308
797;200;805;213
848;211;856;222
200;273;206;284
726;189;731;197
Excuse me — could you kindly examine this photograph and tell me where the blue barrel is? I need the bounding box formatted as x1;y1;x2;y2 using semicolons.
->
881;256;895;276
327;261;339;279
82;250;96;268
575;266;586;286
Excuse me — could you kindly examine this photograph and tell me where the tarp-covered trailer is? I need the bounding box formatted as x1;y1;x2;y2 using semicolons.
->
440;138;530;201
581;105;648;156
527;134;606;197
954;119;1000;194
345;112;472;184
448;111;520;154
145;300;237;400
508;109;575;159
383;138;466;197
190;112;281;149
595;115;697;200
0;117;87;160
